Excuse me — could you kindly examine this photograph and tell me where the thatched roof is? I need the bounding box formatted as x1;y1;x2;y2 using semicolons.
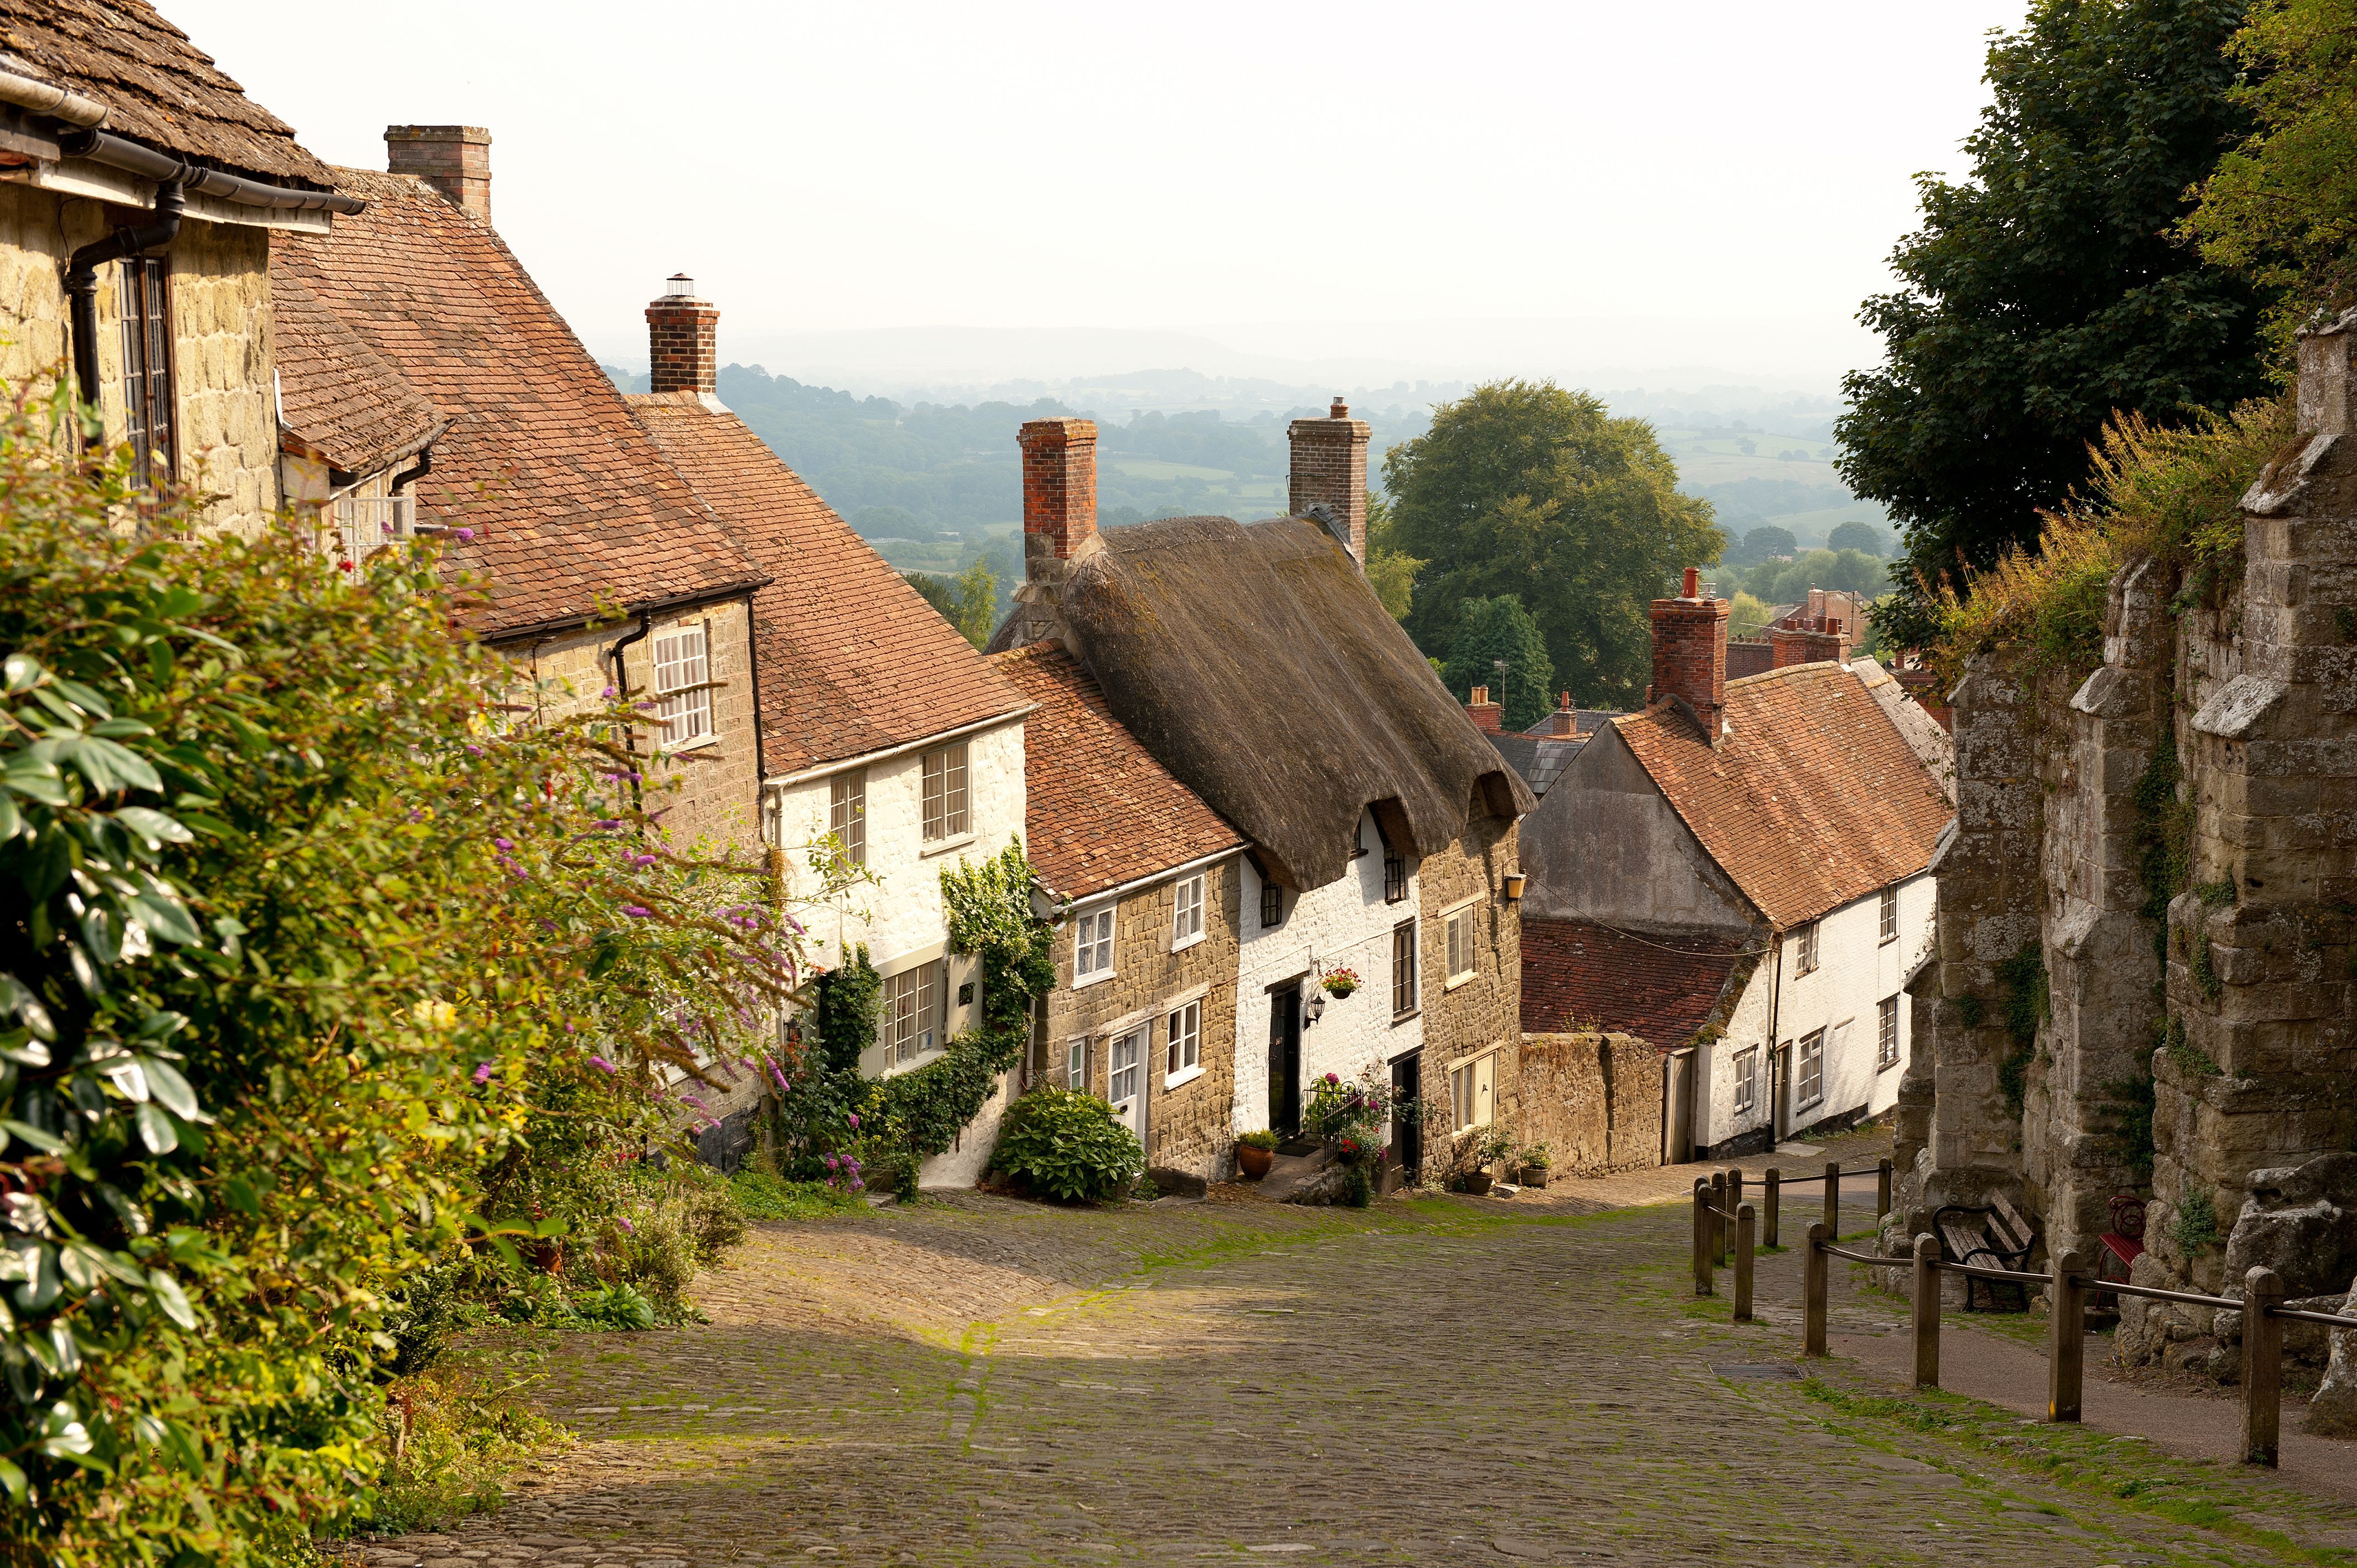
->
991;513;1532;891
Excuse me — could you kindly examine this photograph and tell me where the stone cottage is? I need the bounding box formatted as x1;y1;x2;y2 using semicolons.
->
989;410;1533;1181
1520;571;1954;1160
0;0;361;532
622;278;1034;1187
991;642;1246;1182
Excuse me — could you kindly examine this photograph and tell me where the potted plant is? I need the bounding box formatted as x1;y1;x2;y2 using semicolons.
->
1457;1167;1494;1196
1517;1143;1552;1189
1319;966;1361;998
1236;1129;1279;1179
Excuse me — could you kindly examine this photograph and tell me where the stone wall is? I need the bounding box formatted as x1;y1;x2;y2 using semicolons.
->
1900;315;2357;1360
1512;1031;1662;1175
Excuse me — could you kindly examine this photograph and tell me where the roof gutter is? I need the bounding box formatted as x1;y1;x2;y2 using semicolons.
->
0;64;106;128
479;580;773;647
64;179;181;411
56;125;366;214
761;704;1037;791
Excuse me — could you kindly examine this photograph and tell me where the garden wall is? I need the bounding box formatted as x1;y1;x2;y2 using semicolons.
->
1510;1031;1663;1176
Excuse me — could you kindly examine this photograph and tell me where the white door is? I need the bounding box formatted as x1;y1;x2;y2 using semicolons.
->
1108;1028;1146;1144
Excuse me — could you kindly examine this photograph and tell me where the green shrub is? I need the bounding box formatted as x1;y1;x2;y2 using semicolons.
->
363;1365;570;1535
987;1086;1145;1203
572;1283;657;1331
729;1170;862;1220
1237;1129;1280;1151
2171;1188;2222;1255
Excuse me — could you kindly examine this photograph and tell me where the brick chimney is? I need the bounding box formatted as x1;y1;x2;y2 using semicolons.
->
1769;617;1852;669
1465;685;1502;734
1546;691;1576;737
385;126;491;221
1648;566;1730;737
646;275;720;397
1020;416;1099;570
1289;396;1372;562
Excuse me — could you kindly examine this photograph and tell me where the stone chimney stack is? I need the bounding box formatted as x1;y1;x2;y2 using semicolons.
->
1289;396;1372;562
386;126;492;221
1769;618;1852;669
1648;567;1730;737
646;275;720;397
1465;685;1502;734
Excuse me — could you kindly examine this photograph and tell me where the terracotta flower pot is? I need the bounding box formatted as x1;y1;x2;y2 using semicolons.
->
1237;1143;1275;1179
1460;1170;1493;1196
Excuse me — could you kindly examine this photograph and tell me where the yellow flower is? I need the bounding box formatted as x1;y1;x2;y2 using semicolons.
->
411;998;458;1032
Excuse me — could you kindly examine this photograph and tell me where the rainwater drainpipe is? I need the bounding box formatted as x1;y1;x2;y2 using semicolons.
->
606;610;653;816
1764;931;1785;1145
63;179;182;413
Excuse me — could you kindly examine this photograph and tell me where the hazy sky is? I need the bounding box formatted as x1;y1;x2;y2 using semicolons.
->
169;0;2030;387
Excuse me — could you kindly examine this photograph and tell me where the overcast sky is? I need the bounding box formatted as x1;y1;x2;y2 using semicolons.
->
169;0;2028;389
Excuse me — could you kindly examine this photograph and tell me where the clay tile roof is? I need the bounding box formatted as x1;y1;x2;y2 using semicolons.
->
1520;916;1750;1050
990;642;1244;902
0;2;333;184
272;172;766;636
626;393;1028;775
1614;661;1953;929
272;267;443;475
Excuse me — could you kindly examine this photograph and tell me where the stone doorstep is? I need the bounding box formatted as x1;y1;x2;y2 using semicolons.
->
1254;1146;1339;1203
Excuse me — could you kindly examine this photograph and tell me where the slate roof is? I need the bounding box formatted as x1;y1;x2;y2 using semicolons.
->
1612;661;1953;930
1521;917;1751;1050
0;1;334;184
273;172;766;636
628;392;1029;776
991;514;1534;892
1485;732;1583;800
271;266;442;474
1519;707;1619;739
990;642;1243;902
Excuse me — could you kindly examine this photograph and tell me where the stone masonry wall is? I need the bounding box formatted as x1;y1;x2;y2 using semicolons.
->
1902;315;2357;1352
1514;1031;1663;1175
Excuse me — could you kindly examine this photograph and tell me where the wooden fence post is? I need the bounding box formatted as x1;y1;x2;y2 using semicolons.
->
1734;1203;1755;1323
1692;1178;1712;1296
1728;1167;1746;1234
2047;1249;2084;1423
1823;1159;1841;1238
1911;1232;1941;1389
1876;1158;1892;1220
1711;1170;1730;1266
1764;1167;1781;1249
1803;1221;1828;1357
2242;1265;2286;1466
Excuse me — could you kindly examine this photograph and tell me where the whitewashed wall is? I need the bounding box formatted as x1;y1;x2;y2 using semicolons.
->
1231;809;1422;1138
764;716;1027;1188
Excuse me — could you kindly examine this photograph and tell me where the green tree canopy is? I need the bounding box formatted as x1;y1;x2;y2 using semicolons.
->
1742;548;1896;607
1382;380;1721;708
1439;596;1555;732
1836;0;2276;647
2185;0;2357;350
1826;520;1889;556
1729;524;1798;565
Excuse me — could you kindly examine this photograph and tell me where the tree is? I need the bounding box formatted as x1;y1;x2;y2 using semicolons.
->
1439;596;1554;732
1827;520;1888;556
905;571;956;621
1836;0;2276;648
1382;380;1722;708
1743;548;1896;607
1363;489;1424;622
949;559;997;648
1730;524;1798;565
2184;0;2357;351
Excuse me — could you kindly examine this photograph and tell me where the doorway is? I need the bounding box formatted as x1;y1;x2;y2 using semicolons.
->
1390;1053;1422;1176
1773;1041;1793;1147
1267;987;1302;1136
1109;1027;1146;1146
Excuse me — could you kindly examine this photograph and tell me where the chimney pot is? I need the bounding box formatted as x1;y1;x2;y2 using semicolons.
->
1465;686;1502;734
1330;396;1349;419
385;125;492;221
1289;402;1372;562
645;275;721;397
1682;566;1700;599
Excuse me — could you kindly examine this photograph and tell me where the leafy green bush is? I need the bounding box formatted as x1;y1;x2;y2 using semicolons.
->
571;1283;656;1331
1236;1129;1279;1152
729;1170;863;1220
364;1365;570;1535
987;1087;1144;1203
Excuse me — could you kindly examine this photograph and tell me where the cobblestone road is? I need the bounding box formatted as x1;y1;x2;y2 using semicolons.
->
354;1183;2357;1568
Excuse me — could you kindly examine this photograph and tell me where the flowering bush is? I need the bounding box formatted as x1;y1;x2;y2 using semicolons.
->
1303;1066;1394;1164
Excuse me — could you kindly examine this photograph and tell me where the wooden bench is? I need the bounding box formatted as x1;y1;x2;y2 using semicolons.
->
1934;1192;2038;1311
2093;1194;2147;1314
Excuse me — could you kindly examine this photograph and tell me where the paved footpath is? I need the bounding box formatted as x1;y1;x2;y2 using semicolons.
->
351;1173;2357;1568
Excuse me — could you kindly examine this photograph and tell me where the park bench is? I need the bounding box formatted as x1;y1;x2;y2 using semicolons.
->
2093;1194;2147;1315
1933;1191;2038;1311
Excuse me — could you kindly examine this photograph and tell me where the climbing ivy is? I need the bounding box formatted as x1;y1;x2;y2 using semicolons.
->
1994;944;2049;1123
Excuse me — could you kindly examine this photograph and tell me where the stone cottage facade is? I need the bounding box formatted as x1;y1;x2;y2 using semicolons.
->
989;410;1533;1182
0;1;361;533
992;643;1246;1180
1520;574;1954;1160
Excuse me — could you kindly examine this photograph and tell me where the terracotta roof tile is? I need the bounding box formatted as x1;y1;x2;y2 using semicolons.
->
272;172;766;635
990;641;1244;902
0;1;334;184
272;266;443;474
1520;917;1749;1050
627;393;1029;775
1614;662;1953;929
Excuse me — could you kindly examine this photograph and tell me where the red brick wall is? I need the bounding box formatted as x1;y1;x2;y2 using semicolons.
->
1020;418;1098;559
647;298;721;396
1648;595;1729;726
385;125;492;221
1287;400;1371;560
1769;623;1849;668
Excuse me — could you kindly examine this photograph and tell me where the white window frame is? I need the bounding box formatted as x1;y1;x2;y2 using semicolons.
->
1879;886;1898;945
1066;1037;1088;1092
879;960;944;1070
921;740;970;843
1877;996;1900;1071
1072;903;1115;988
1448;1051;1495;1133
653;622;713;749
1391;918;1419;1019
1108;1027;1144;1108
1797;1027;1825;1110
828;768;866;867
1444;901;1479;990
1733;1047;1758;1116
1165;998;1203;1087
1170;873;1206;951
1793;921;1820;977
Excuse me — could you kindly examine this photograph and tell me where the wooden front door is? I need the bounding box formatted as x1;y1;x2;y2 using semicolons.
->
1390;1054;1422;1174
1268;988;1302;1136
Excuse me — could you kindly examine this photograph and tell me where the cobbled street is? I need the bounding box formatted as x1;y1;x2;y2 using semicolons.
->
353;1183;2357;1568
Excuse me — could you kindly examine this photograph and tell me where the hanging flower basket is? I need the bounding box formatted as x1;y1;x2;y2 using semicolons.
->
1319;966;1361;998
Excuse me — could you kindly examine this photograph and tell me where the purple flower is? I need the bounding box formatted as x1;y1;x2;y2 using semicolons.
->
622;905;650;918
454;528;476;541
471;1062;493;1085
494;836;514;851
824;1154;840;1169
850;1177;864;1190
631;853;656;867
770;1064;790;1094
589;1055;616;1074
601;684;616;699
617;1217;634;1234
847;1112;860;1129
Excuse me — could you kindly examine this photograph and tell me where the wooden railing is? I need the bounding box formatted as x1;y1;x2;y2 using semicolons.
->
1690;1159;1892;1295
